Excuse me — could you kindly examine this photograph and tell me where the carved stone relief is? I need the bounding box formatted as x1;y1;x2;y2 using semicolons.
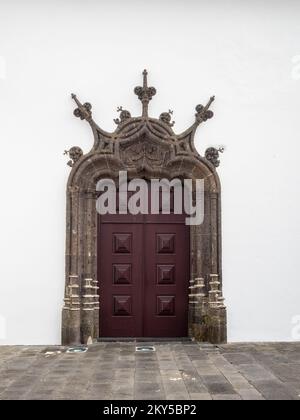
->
62;70;226;345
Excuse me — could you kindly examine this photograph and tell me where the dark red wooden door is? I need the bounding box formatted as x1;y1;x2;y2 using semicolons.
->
98;197;190;337
143;223;189;337
99;223;143;337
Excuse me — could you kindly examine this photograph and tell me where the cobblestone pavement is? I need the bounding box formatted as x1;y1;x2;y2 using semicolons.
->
0;342;299;400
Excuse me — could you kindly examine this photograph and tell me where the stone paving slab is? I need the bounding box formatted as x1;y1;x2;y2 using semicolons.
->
0;342;299;400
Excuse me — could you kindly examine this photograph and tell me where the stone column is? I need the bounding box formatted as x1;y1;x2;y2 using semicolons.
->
210;192;219;274
81;189;99;343
189;193;212;341
188;223;196;337
93;278;100;338
208;274;220;308
193;277;207;340
62;185;81;345
82;277;95;344
207;274;227;344
188;278;196;337
62;275;81;345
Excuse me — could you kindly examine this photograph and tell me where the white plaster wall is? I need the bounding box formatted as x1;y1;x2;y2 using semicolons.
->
0;0;299;344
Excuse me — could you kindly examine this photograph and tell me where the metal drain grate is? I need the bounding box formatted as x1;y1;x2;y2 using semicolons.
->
66;346;88;353
135;346;156;352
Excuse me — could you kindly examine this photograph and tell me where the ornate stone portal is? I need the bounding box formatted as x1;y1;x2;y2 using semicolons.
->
62;70;227;345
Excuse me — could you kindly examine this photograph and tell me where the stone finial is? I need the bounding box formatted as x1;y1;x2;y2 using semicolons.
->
159;110;175;127
71;93;92;121
205;147;224;168
195;96;215;124
134;69;156;117
64;146;83;167
114;106;131;125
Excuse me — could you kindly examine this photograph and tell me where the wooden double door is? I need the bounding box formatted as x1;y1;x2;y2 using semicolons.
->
98;212;190;338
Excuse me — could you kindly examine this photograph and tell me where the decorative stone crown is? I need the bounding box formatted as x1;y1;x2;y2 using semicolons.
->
65;70;221;168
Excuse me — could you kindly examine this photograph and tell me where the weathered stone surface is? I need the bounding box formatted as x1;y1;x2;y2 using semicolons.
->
189;392;212;400
0;342;299;400
212;394;242;400
238;388;265;400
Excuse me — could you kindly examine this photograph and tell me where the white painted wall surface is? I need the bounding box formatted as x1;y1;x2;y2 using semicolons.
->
0;0;300;344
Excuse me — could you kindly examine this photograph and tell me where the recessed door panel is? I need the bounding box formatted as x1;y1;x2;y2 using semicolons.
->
99;224;143;337
144;223;189;337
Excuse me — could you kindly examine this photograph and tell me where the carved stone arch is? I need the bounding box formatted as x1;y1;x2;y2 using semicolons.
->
62;71;226;345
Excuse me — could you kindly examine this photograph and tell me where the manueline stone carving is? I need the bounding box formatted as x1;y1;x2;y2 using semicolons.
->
64;146;83;167
63;71;226;346
159;110;175;127
121;139;170;168
134;70;157;104
195;96;215;123
72;94;92;121
113;106;131;125
205;147;224;168
70;70;216;162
